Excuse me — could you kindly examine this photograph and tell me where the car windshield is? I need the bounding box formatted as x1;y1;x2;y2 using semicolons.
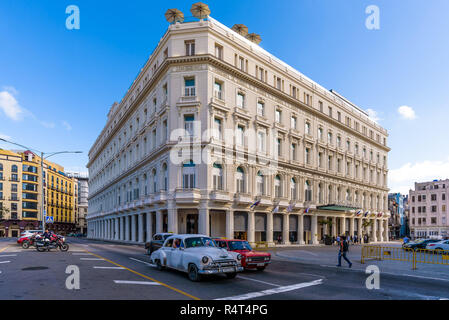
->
163;234;172;240
184;237;216;248
228;241;252;251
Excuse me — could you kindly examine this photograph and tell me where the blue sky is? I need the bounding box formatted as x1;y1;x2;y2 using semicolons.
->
0;0;448;194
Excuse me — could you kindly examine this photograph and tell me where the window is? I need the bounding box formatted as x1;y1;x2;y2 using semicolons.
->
336;136;341;148
236;167;245;193
318;152;323;168
184;78;195;96
305;148;311;164
328;155;333;170
185;40;195;56
337;111;341;122
304;181;312;202
11;165;18;173
215;43;223;59
212;163;223;190
239;57;245;71
184;115;194;136
258;131;266;152
256;171;265;195
291;143;297;161
237;125;245;146
182;161;195;189
277;138;282;156
257;101;265;116
274;175;282;198
318;128;323;141
319;101;323;112
328;107;333;118
213;118;222;140
276;77;282;90
305;122;311;135
291;178;297;200
346;140;350;151
237;92;245;108
328;132;332;144
291;116;297;129
214;81;223;100
275;110;281;123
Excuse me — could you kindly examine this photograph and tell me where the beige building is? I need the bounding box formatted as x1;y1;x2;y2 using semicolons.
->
87;14;390;246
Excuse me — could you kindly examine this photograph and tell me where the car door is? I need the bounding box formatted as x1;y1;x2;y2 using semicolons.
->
170;238;185;270
443;241;449;251
161;238;174;267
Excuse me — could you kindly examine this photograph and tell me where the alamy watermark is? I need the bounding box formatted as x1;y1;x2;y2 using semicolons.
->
65;265;80;290
365;5;380;30
365;265;380;289
66;5;80;30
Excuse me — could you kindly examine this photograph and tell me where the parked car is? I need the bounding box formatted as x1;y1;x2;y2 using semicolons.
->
402;238;441;251
150;234;243;281
213;238;271;271
145;233;175;255
426;239;449;252
17;230;41;245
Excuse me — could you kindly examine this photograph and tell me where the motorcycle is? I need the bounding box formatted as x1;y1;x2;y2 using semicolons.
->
22;233;42;249
35;234;69;252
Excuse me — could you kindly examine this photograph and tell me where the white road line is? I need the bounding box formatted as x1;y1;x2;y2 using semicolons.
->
93;266;125;270
0;261;11;264
113;280;161;286
72;253;91;255
215;279;323;300
0;255;17;257
80;258;104;261
237;275;280;287
129;257;156;267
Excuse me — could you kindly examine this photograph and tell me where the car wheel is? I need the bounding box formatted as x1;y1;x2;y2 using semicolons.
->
226;272;237;279
156;259;164;271
256;266;266;271
188;264;201;282
22;241;30;249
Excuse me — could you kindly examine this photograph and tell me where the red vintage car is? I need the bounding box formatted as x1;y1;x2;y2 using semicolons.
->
213;239;271;271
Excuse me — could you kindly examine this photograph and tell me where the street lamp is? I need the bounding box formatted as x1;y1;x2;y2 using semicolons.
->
0;138;82;233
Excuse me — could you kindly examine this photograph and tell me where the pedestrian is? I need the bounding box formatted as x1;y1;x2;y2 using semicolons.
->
336;235;341;245
336;236;352;268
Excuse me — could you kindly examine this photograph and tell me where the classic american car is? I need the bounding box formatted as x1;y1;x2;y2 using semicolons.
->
213;238;271;271
150;234;244;281
145;233;176;255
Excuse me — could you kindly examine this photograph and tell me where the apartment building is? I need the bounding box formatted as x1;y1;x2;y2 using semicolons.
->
87;14;390;246
409;179;449;239
68;172;89;234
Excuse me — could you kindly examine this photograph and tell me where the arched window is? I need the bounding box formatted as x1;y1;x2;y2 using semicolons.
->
318;183;323;203
256;171;265;195
143;174;147;195
328;185;332;203
274;175;282;198
182;161;195;189
236;167;245;193
11;165;17;173
290;178;297;200
0;163;3;171
346;189;350;202
162;163;168;191
337;187;341;202
152;169;158;193
212;163;223;190
304;180;312;202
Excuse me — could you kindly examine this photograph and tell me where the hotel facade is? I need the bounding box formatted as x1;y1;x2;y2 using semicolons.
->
87;15;390;246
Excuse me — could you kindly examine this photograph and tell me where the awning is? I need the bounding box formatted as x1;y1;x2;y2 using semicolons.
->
316;204;360;212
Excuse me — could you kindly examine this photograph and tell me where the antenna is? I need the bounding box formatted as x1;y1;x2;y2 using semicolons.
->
165;8;184;23
190;2;211;20
231;24;249;36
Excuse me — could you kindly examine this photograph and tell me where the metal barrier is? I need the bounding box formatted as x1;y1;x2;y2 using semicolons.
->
361;245;449;270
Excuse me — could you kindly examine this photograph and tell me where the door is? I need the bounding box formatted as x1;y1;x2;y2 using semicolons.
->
186;214;198;234
170;238;184;270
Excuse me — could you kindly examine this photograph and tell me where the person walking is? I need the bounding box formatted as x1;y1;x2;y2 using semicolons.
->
336;236;352;268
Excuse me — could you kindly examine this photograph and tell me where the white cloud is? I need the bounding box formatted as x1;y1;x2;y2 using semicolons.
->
40;121;55;129
62;121;72;131
366;108;381;123
397;105;416;120
389;157;449;194
0;87;24;121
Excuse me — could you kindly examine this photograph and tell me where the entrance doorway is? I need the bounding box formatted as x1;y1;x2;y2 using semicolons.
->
186;214;198;234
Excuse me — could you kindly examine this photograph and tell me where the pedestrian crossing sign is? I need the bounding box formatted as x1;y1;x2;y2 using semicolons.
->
45;216;54;224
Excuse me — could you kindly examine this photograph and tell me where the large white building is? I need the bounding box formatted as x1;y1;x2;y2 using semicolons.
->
87;13;390;246
409;179;449;239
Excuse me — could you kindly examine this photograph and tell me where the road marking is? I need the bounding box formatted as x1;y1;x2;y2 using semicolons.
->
72;253;92;255
129;257;156;267
237;275;280;287
0;261;11;264
113;280;161;286
81;249;200;300
0;246;9;253
215;279;323;300
94;266;125;270
80;258;104;261
0;255;17;258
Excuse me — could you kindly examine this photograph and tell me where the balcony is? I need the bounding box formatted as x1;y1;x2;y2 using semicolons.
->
153;191;167;204
175;188;201;204
233;193;253;206
209;190;231;203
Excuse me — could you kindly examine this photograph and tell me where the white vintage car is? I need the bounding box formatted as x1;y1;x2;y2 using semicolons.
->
150;234;243;281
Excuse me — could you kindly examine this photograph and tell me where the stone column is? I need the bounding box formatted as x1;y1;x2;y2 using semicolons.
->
340;217;345;237
146;212;153;242
199;208;209;236
156;211;163;233
372;218;378;242
125;215;130;241
120;216;125;241
358;218;363;243
322;216;328;237
384;219;389;241
298;214;304;244
332;217;337;238
115;218;119;240
248;211;255;244
225;210;234;240
168;201;178;234
311;215;318;244
350;217;355;238
138;213;144;243
131;214;137;242
379;218;384;242
282;213;290;245
267;212;274;245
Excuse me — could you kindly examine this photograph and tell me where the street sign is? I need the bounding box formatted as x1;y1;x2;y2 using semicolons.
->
45;216;54;224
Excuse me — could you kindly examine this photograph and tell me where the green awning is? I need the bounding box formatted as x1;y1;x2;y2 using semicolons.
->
316;205;360;212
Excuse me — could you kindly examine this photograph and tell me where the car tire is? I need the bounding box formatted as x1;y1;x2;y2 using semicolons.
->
188;264;201;282
226;272;237;279
22;241;30;249
256;266;266;271
156;259;164;271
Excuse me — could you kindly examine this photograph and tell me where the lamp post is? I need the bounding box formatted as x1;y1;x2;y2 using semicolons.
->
0;138;82;233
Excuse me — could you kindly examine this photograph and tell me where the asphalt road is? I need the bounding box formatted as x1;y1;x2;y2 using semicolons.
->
0;238;448;300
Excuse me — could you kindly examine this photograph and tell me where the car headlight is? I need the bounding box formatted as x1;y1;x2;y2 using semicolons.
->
202;256;209;264
265;257;270;261
237;254;242;261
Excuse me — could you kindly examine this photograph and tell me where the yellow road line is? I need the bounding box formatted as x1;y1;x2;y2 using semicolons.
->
0;246;10;253
82;248;200;300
